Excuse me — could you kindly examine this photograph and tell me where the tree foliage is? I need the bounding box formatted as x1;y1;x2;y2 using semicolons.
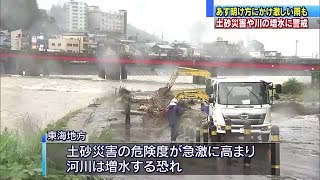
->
205;40;250;58
282;77;304;94
0;0;59;33
49;4;68;32
247;40;265;52
0;0;40;30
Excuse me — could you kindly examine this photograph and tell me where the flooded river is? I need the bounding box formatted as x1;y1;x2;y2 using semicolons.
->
0;75;199;130
1;73;313;130
1;74;319;179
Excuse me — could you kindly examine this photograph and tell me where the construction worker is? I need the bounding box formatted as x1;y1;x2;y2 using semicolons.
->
203;101;210;115
166;98;183;143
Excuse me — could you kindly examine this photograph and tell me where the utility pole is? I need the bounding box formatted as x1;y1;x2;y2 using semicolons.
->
124;99;131;141
295;40;298;57
161;32;163;42
78;38;81;54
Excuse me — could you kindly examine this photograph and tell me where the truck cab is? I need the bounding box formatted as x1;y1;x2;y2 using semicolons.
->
205;77;281;142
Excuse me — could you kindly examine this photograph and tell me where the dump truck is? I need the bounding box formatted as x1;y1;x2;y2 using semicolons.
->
205;77;282;142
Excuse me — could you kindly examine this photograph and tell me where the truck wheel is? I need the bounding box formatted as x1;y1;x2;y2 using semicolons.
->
261;134;270;142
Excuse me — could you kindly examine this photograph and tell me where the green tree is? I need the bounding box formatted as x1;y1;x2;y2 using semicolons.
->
0;0;41;31
49;4;68;32
36;9;60;34
282;77;303;94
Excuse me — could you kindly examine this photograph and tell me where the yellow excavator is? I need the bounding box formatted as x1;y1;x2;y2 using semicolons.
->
159;67;213;101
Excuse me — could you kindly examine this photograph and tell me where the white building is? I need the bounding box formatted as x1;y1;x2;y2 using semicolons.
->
249;52;263;58
65;0;88;32
263;51;282;59
88;6;127;36
11;29;22;50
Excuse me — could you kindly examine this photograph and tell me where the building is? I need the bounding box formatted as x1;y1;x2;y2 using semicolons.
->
96;39;123;56
0;30;10;49
263;51;282;59
88;6;127;38
118;10;127;39
0;32;5;47
48;38;83;53
62;32;89;53
172;42;201;57
87;34;108;54
10;29;33;51
202;38;250;58
31;33;48;52
65;0;89;32
249;52;263;58
11;29;23;50
48;32;88;53
150;44;178;56
189;46;201;57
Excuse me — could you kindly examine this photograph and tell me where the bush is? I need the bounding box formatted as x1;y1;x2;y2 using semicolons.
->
282;77;303;94
0;113;87;180
0;109;114;180
0;127;43;179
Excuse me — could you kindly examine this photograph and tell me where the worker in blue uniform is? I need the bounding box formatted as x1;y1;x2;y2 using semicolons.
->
166;98;183;143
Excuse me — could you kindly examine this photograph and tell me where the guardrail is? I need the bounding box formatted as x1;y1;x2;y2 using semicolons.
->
0;49;319;65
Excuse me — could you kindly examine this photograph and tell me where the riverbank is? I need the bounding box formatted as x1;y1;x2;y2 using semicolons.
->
1;75;319;179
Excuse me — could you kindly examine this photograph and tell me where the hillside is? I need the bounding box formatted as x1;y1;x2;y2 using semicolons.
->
127;24;159;41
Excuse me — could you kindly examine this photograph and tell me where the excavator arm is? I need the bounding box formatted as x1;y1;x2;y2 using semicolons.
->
165;67;212;92
159;67;212;100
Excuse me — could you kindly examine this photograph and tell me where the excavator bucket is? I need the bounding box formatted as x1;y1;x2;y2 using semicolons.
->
158;87;170;96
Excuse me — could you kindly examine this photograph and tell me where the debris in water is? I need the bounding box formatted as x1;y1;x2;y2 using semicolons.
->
118;86;174;127
118;86;131;96
107;118;117;122
140;87;175;127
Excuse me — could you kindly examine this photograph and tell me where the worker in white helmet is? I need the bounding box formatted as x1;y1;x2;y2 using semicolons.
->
166;98;183;143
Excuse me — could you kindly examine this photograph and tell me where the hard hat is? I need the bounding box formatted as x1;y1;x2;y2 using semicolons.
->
171;98;178;104
168;98;178;106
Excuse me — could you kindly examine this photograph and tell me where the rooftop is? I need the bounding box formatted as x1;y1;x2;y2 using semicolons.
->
154;44;174;49
63;32;88;36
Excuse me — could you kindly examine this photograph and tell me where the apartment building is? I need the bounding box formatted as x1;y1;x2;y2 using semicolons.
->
48;32;89;53
10;29;22;50
88;6;127;37
48;38;82;53
63;32;89;53
66;0;88;32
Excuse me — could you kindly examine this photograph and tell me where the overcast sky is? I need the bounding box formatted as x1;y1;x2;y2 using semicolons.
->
37;0;320;57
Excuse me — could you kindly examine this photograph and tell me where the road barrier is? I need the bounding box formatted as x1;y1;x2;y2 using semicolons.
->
271;125;280;176
184;126;190;142
124;101;131;141
189;126;195;142
225;118;232;134
195;127;201;142
209;124;217;142
203;123;209;143
179;120;281;176
243;121;252;167
224;118;232;142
